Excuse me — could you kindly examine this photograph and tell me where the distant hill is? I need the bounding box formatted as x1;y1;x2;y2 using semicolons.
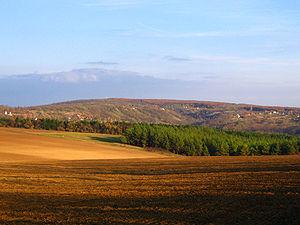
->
0;68;204;106
2;68;299;107
1;98;300;135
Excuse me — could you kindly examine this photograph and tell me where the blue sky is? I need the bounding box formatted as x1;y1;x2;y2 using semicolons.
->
0;0;300;105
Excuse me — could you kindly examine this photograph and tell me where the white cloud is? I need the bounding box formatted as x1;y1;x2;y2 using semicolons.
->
42;73;99;83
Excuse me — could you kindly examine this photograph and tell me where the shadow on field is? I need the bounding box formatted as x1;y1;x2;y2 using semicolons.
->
90;136;122;144
1;157;299;224
0;192;299;225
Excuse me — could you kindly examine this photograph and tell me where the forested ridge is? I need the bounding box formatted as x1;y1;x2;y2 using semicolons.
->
1;98;300;135
1;117;299;156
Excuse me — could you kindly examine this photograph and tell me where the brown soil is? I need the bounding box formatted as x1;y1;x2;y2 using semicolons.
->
0;156;299;224
0;128;299;224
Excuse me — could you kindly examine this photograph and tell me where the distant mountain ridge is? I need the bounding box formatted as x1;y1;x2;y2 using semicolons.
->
1;68;299;107
1;98;300;135
0;68;201;106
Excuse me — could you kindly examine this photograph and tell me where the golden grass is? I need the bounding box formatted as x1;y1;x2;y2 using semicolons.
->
0;127;166;162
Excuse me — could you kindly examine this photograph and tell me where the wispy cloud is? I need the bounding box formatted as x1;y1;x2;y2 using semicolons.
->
162;54;300;66
86;61;119;66
164;56;191;62
119;22;288;39
82;0;165;9
191;55;300;66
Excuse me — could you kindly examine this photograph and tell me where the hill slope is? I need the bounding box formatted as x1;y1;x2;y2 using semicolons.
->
1;98;300;134
0;127;165;162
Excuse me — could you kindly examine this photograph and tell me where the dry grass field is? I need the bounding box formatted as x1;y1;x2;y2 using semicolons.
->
0;128;299;224
0;127;166;162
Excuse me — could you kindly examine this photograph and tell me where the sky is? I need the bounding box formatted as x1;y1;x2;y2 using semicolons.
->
0;0;300;106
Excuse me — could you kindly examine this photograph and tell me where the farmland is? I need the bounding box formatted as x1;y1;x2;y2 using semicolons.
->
0;128;299;224
0;127;165;162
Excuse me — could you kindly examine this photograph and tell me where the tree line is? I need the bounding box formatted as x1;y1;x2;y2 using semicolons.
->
123;124;300;156
1;117;299;156
0;117;129;135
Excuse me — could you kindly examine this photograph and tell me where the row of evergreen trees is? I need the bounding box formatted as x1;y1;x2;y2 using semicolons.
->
1;117;299;156
123;124;300;156
0;117;129;135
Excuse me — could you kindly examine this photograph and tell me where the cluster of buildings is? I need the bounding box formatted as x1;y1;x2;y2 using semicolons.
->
4;111;13;116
